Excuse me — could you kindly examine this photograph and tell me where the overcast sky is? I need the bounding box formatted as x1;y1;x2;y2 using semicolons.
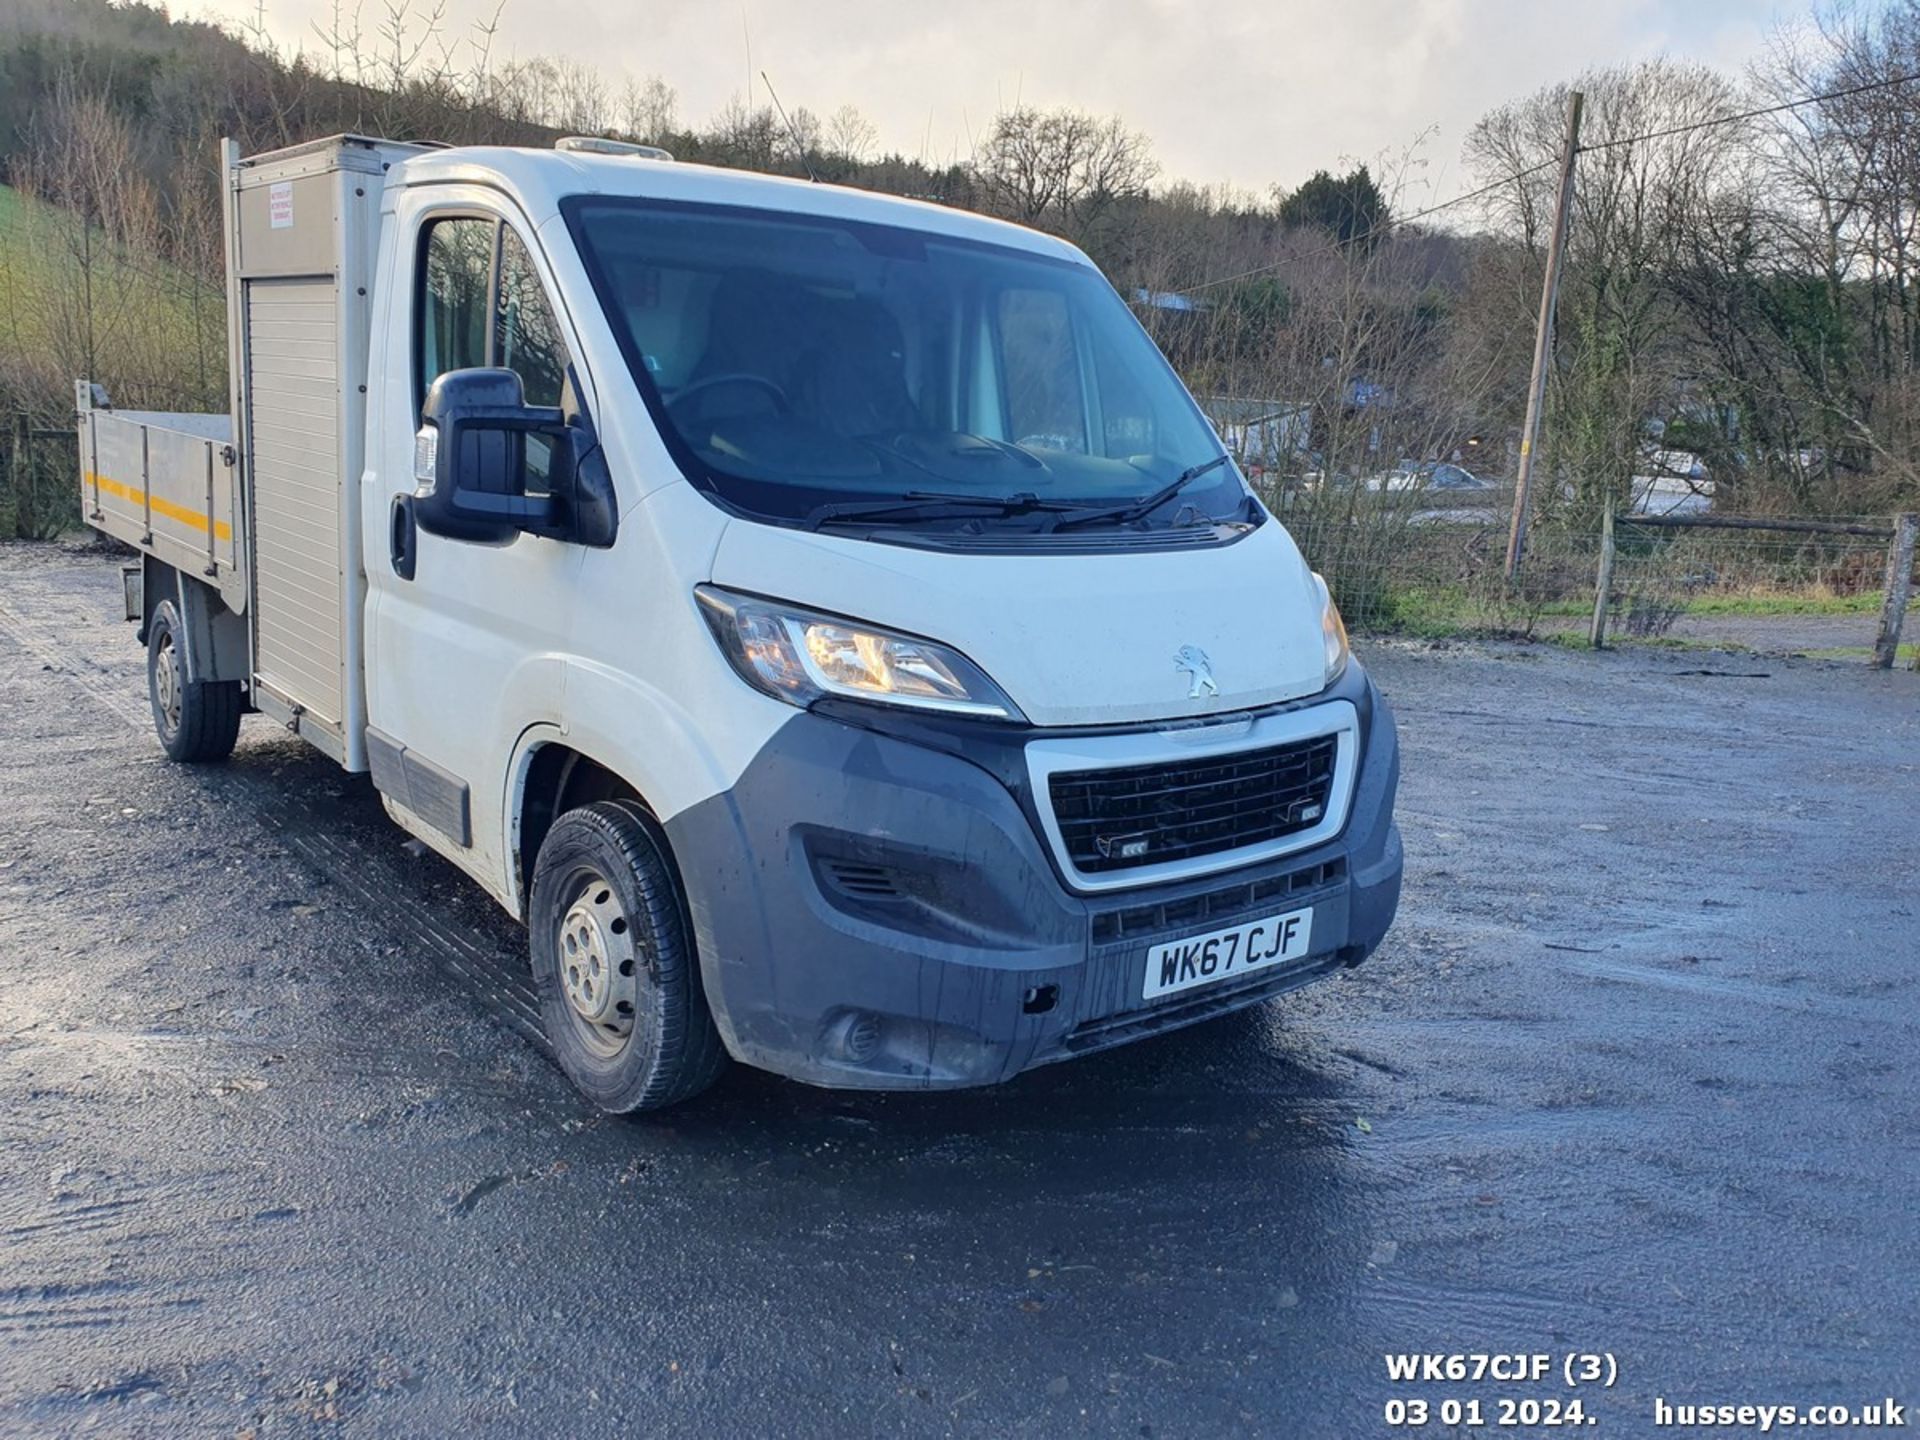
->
175;0;1794;198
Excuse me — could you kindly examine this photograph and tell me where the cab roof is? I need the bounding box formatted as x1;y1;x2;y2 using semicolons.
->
390;146;1087;266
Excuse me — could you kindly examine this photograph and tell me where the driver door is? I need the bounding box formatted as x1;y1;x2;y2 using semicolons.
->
363;192;584;896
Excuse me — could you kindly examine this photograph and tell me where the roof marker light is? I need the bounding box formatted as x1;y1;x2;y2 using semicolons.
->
554;136;674;162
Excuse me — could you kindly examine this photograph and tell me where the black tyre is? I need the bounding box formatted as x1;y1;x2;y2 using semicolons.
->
529;800;727;1112
146;597;242;764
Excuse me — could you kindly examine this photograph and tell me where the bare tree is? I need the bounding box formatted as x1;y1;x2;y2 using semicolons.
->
825;103;878;162
1731;5;1920;509
778;105;823;168
704;95;782;172
619;74;678;143
972;106;1157;252
552;55;611;134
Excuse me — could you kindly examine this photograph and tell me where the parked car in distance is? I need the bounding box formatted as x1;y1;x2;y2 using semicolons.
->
1630;448;1713;516
1362;461;1494;495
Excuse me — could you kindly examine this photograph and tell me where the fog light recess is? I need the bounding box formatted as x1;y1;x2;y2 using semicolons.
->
827;1009;886;1064
1021;984;1059;1015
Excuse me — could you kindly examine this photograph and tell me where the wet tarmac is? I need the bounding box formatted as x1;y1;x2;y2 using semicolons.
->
1;540;1916;1437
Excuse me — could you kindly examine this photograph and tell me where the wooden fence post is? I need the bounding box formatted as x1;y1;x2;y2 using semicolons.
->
1873;511;1917;670
9;413;30;541
1589;497;1616;649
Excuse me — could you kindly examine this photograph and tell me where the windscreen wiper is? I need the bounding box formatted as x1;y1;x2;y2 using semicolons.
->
1051;453;1236;531
804;490;1086;531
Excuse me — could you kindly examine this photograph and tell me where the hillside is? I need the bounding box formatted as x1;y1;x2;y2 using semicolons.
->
0;178;227;412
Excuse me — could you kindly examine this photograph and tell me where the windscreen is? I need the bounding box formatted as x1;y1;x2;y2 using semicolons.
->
564;197;1247;534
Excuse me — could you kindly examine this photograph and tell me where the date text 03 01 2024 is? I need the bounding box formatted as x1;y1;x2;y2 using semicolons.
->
1381;1354;1618;1432
1383;1396;1595;1430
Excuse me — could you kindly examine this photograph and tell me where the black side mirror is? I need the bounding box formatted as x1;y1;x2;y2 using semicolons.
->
413;368;616;549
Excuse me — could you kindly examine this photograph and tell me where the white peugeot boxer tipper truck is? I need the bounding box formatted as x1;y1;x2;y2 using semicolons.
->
76;134;1403;1111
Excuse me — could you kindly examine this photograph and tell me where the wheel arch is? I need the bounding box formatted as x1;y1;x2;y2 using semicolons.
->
507;730;647;914
142;556;249;686
502;661;779;914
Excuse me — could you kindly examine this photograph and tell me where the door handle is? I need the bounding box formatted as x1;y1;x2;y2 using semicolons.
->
390;494;417;581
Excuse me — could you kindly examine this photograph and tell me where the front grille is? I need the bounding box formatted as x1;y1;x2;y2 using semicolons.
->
1089;857;1346;945
1048;734;1339;874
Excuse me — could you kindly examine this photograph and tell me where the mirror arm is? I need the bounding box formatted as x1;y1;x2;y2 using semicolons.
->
568;442;619;548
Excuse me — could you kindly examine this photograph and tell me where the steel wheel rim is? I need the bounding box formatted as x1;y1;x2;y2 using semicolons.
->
154;630;182;737
555;867;640;1058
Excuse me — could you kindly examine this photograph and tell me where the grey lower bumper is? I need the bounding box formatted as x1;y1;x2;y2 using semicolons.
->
664;669;1403;1090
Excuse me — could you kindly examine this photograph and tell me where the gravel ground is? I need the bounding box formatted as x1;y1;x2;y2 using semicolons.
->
1662;607;1915;659
1;539;1916;1438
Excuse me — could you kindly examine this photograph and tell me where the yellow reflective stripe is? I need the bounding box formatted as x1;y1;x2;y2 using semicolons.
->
86;472;232;542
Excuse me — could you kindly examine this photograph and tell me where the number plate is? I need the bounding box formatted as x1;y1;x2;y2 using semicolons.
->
1143;907;1314;1001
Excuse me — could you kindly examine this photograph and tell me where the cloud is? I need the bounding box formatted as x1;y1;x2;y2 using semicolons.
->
174;0;1783;197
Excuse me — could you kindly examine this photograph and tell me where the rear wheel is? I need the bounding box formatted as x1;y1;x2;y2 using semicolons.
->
146;597;242;764
529;800;727;1112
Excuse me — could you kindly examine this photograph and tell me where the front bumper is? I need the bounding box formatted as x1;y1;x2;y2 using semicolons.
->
663;664;1403;1090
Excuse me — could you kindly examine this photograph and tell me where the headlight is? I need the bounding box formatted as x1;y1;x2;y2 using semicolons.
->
1313;572;1349;687
695;585;1025;719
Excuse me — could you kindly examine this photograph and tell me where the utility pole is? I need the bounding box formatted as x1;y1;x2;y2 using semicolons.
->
1504;90;1584;581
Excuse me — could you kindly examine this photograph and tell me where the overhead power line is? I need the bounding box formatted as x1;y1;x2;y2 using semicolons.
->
1175;66;1920;298
1575;65;1920;152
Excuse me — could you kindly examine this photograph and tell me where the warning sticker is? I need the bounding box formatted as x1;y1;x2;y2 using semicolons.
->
268;181;293;229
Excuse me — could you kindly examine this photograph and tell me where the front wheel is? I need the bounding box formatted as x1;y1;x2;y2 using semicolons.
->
146;597;242;763
529;800;727;1112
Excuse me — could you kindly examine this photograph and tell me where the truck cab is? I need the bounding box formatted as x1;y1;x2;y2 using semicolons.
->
82;135;1403;1111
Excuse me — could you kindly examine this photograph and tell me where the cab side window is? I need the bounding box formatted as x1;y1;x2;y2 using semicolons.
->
417;217;572;410
497;228;570;409
419;218;494;399
417;217;574;492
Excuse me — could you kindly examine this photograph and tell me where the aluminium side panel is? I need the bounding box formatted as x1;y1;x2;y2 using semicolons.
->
244;275;347;747
229;136;422;771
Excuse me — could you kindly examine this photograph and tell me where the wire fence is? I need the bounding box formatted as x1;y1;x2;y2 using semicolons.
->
2;410;81;541
1264;481;1919;668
